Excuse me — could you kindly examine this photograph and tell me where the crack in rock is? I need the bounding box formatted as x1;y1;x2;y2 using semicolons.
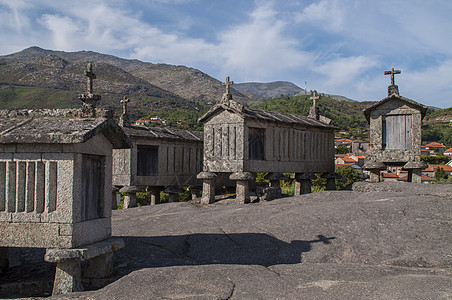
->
143;241;204;264
223;277;236;300
221;229;240;246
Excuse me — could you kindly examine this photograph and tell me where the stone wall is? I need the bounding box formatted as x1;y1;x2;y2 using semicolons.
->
202;110;334;174
113;138;203;187
0;134;113;248
368;98;423;163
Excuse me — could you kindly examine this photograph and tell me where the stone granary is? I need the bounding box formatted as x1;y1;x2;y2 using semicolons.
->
113;97;203;207
0;63;131;295
197;77;336;204
363;68;427;183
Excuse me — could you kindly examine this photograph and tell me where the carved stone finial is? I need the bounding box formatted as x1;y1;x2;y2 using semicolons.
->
310;91;319;108
384;67;401;86
309;91;320;120
120;96;130;115
384;67;401;96
78;62;101;113
222;76;234;95
119;96;131;127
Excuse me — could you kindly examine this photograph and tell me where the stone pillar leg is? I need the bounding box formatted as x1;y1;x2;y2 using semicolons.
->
164;185;184;203
403;161;427;184
0;247;9;274
363;161;387;183
149;187;163;205
111;186;120;210
369;169;381;183
189;187;202;200
119;186;140;208
197;172;217;204
293;172;316;195
52;261;84;295
230;172;255;204
322;173;340;190
84;252;114;278
265;172;286;200
411;168;422;183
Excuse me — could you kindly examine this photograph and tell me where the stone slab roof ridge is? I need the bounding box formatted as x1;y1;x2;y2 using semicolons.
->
0;108;131;148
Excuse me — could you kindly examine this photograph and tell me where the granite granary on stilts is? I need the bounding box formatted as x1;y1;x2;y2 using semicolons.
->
363;68;428;183
113;97;203;207
0;63;131;295
197;77;337;204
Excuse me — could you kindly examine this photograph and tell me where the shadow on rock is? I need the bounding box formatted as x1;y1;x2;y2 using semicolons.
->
114;233;335;276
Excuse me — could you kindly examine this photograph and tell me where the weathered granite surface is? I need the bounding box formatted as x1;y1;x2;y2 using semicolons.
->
2;182;451;299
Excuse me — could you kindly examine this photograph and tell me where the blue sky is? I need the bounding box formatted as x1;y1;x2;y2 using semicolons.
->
0;0;451;108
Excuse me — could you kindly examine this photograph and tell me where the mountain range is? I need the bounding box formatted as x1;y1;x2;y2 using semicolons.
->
0;47;450;143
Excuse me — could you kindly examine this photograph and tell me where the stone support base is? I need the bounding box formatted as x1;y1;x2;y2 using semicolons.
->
44;238;124;296
235;180;250;204
368;169;381;183
111;187;119;210
0;247;9;274
230;172;255;204
119;186;140;209
168;193;179;203
293;173;316;195
149;187;164;205
197;172;217;205
52;261;84;295
123;194;137;208
189;187;202;200
164;186;184;203
264;173;285;199
322;173;339;190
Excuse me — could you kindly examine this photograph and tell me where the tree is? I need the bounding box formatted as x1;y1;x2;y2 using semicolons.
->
335;165;363;190
335;145;349;154
435;167;448;181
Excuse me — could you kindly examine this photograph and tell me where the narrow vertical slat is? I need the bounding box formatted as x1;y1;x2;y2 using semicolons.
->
16;161;26;212
45;161;57;213
6;162;16;212
0;162;6;211
26;161;35;212
35;161;45;213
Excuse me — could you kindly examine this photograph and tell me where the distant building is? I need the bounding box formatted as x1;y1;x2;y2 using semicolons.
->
425;142;447;153
363;68;427;183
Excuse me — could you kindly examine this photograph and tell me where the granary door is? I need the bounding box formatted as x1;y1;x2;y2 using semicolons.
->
81;154;105;221
137;146;158;176
248;127;265;160
382;115;412;150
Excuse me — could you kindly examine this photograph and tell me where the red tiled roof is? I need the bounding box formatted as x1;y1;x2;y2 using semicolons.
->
423;164;452;172
382;173;399;178
444;148;452;153
343;157;358;163
336;138;353;143
425;142;446;148
398;175;435;181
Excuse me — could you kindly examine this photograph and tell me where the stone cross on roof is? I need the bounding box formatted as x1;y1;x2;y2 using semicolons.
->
223;76;234;95
384;67;401;86
121;96;130;115
78;62;101;113
310;91;319;107
84;62;96;94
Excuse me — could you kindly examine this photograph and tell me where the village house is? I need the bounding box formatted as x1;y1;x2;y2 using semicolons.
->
0;63;131;295
197;77;337;204
422;164;452;178
363;68;428;183
112;97;203;207
443;147;452;156
424;142;447;154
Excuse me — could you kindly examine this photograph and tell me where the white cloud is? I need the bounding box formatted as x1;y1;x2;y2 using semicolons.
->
0;0;451;107
295;0;346;31
315;56;379;88
217;2;314;81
